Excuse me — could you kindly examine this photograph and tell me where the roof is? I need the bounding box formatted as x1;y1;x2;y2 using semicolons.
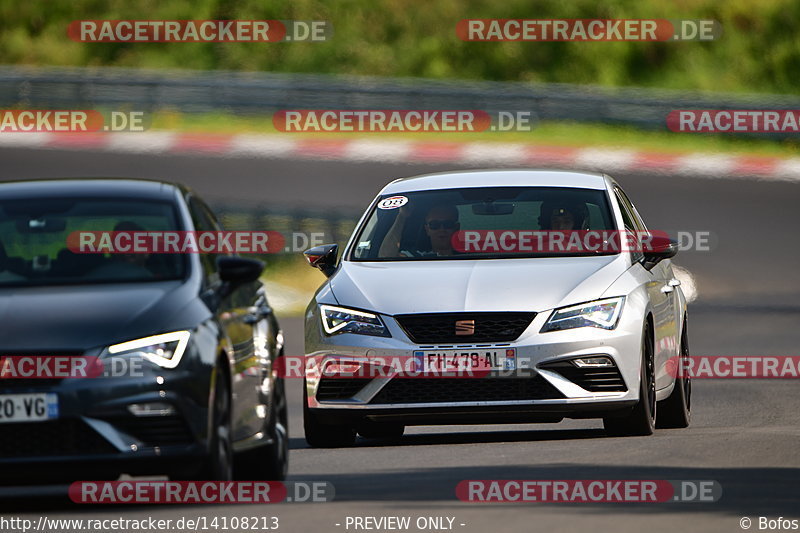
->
0;178;185;201
380;169;609;195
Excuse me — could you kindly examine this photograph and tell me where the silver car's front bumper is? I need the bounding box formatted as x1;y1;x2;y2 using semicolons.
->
304;303;645;424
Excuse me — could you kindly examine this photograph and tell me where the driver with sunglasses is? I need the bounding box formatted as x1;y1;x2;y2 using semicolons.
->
379;204;461;257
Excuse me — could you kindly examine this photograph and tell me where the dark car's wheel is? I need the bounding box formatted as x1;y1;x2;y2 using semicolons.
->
604;322;656;437
303;380;356;448
656;319;692;429
188;366;234;480
235;376;289;480
357;421;405;441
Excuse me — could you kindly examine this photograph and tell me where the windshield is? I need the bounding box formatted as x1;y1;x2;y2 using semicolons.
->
349;186;616;261
0;198;185;286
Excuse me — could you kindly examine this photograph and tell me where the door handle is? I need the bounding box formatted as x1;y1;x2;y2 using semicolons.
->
668;278;681;287
661;284;674;294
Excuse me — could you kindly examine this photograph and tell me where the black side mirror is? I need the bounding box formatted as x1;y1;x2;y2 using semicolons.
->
304;244;339;277
642;234;678;270
217;256;264;284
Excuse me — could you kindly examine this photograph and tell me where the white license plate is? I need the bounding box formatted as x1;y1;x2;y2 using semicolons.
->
414;349;516;373
0;393;59;424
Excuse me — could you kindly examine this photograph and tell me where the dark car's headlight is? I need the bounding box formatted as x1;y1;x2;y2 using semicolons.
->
320;305;390;337
106;331;191;369
541;297;624;332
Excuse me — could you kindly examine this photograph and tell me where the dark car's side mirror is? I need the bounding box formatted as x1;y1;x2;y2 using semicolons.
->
217;256;265;284
642;234;678;271
304;244;339;277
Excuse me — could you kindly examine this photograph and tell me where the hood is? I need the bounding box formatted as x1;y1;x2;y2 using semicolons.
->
329;255;629;315
0;280;199;352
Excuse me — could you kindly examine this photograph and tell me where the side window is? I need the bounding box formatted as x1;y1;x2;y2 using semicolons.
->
188;196;219;279
354;214;378;259
617;188;647;231
614;188;644;262
199;201;223;232
614;189;635;230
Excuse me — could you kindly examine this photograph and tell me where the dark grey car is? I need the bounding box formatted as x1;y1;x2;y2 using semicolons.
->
0;178;288;483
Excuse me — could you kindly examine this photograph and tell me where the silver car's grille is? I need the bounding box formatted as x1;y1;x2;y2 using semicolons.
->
369;376;564;404
394;312;536;344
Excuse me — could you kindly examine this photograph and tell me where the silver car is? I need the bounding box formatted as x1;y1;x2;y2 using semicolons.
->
302;170;691;447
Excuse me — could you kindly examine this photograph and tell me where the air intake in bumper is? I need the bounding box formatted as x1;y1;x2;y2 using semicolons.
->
539;359;627;392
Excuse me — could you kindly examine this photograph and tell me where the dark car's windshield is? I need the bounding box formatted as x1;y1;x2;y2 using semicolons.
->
350;186;616;261
0;198;185;286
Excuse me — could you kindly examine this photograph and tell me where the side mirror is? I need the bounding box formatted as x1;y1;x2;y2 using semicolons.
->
642;234;678;270
304;244;338;277
217;256;264;284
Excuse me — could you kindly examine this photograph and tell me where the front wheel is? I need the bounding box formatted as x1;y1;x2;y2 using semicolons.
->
192;366;234;480
656;320;691;429
604;323;656;437
235;376;289;480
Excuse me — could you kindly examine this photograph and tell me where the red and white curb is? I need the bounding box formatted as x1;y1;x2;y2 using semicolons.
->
1;131;798;181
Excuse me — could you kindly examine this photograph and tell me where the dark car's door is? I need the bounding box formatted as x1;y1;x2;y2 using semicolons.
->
187;196;265;443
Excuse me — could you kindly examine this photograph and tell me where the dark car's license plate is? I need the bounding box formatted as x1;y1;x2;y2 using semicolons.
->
0;392;59;423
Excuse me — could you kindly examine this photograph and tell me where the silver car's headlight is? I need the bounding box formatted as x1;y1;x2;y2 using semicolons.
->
541;297;624;332
106;331;191;369
320;305;390;337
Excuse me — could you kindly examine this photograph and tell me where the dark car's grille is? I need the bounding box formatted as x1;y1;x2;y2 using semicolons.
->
370;376;564;404
316;378;373;401
0;352;83;391
0;378;63;391
101;416;195;446
539;360;627;392
0;419;116;458
395;312;536;344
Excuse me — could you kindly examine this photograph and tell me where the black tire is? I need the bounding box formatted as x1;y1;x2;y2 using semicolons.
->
357;421;405;441
656;320;692;429
234;376;289;481
189;366;234;480
303;380;356;448
603;322;656;437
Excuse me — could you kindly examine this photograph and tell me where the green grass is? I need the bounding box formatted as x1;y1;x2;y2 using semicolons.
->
3;0;800;95
154;110;800;157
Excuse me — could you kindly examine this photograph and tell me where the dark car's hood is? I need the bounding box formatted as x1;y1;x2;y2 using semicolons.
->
0;280;203;352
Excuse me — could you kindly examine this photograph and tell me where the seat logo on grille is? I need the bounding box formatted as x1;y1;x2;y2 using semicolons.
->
455;319;475;336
